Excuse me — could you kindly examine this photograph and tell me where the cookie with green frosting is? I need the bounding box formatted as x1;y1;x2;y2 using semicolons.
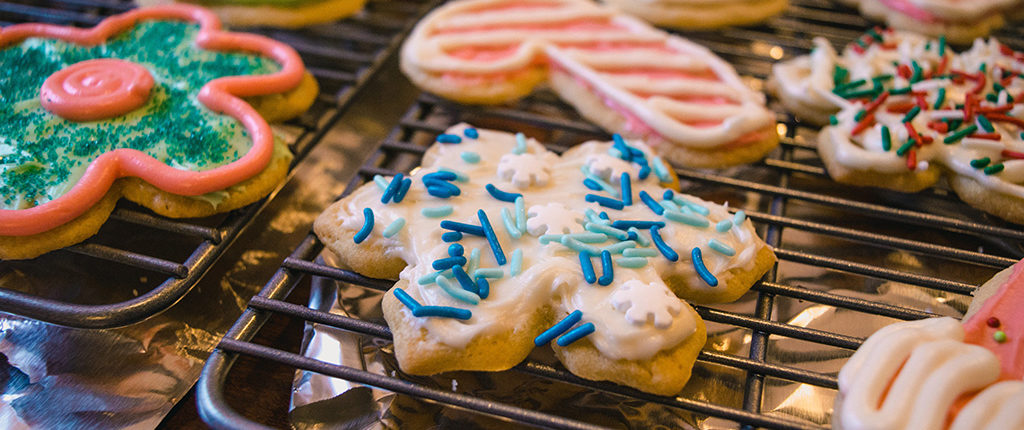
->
136;0;368;28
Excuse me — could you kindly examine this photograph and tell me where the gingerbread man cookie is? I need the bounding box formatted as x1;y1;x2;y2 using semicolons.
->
400;0;779;169
313;124;776;395
0;5;318;259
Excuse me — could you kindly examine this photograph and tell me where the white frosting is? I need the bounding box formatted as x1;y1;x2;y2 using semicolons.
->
836;317;1015;430
338;124;768;361
401;0;775;149
866;0;1015;21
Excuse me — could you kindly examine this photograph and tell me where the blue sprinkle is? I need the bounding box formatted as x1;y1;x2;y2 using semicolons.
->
534;310;583;346
611;220;665;230
623;248;658;258
660;199;681;213
383;218;406;238
615;257;648;268
501;207;522;239
417;271;441;285
584;208;603;224
373;175;389;191
692;247;719;287
672;196;710;216
514;132;528;154
393;288;420;311
438;167;469;183
442;231;463;242
422;205;454;218
423;171;457;182
440;220;486;236
448;243;464;257
579;253;596;284
426;186;454;199
733;210;746;226
466;248;481;274
436;276;480;304
664;210;710;228
586;194;624;210
599;211;610;220
601;240;636;255
423;179;460;198
479;210;507;265
486;183;522;203
582;178;603;191
715;220;733;232
464;127;479;139
515;196;527;232
475;277;490;299
354;208;374;244
380;173;404;204
569;232;607;243
473;268;504;279
437;134;462;144
561;236;601;256
461;151;481;164
708;239;736;256
598;250;614;286
432;256;467;271
650;225;679;261
582;171;620;198
413;306;472;320
585;222;628;240
539;234;565;244
393;178;413;203
638;164;651;180
652;157;671;182
638;190;664;215
662;189;674;201
620;173;632;206
556;322;595;346
510;249;523;275
628;227;650;246
452;266;478;294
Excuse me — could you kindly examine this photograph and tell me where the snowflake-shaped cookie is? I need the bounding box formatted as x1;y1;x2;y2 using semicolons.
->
497;152;555;189
610;280;682;329
526;203;582;236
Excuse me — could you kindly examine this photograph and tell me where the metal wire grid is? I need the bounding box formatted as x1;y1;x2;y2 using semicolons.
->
198;2;1024;429
0;0;438;328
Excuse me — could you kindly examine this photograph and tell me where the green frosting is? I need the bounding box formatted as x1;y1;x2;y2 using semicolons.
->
0;21;280;210
187;0;325;7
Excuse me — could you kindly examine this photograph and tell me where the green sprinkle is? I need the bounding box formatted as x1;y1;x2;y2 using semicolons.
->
994;331;1007;343
984;163;1004;175
834;79;867;93
896;140;916;156
902;105;921;123
833;65;849;86
840;88;881;99
615;257;648;269
872;74;894;83
421;205;453;218
460;151;481;164
970;157;991;168
473;268;504;279
938;36;946;56
943;125;978;144
867;28;884;41
979;62;987;73
910;60;922;83
890;86;912;95
881;125;892;151
510;249;523;276
602;240;637;255
708;239;736;256
383;218;406;238
933;88;946;109
623;248;659;258
855;109;867;122
977;115;995;133
994;82;1006;93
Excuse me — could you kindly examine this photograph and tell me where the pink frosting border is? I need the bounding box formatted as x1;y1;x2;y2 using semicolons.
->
0;5;305;236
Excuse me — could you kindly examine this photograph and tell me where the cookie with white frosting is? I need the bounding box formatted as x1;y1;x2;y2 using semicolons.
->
313;124;776;395
845;0;1016;45
834;259;1024;430
603;0;788;29
400;0;779;169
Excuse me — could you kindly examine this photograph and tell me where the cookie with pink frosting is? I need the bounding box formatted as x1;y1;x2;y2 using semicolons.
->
313;124;776;395
834;259;1024;430
0;5;317;259
603;0;788;29
844;0;1017;44
400;0;780;169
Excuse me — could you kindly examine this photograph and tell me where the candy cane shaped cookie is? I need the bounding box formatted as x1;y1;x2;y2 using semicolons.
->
834;260;1024;430
400;0;779;169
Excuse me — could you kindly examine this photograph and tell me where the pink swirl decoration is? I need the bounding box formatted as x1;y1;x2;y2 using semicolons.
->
40;58;154;121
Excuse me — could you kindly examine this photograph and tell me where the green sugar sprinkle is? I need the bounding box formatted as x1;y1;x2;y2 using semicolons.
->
1;21;279;209
829;115;839;126
881;125;892;151
970;157;991;168
977;115;995;133
833;65;848;86
902;105;921;123
867;28;884;42
890;86;912;95
896;140;915;156
984;163;1004;175
910;61;923;83
854;109;867;122
938;36;946;56
933;88;946;109
944;125;978;144
834;79;866;93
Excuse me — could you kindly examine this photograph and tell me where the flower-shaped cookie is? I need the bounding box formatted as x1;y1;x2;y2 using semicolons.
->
0;5;306;241
313;124;777;395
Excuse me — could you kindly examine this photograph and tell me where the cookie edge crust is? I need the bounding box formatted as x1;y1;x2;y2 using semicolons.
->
605;0;789;29
136;0;367;28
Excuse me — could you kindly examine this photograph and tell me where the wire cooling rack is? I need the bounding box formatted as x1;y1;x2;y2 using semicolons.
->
0;0;438;328
198;1;1024;429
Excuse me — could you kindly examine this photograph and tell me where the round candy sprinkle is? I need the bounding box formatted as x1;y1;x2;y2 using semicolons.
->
986;317;1001;328
448;243;464;257
994;331;1007;343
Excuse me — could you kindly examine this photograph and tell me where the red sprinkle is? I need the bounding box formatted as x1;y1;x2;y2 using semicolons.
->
976;104;1014;114
897;64;912;79
989;113;1024;128
1002;150;1024;159
987;317;1001;328
1000;44;1014;56
927;121;949;133
851;112;876;136
864;92;890;113
886;101;917;113
964;93;976;121
881;41;897;50
915;94;928;108
969;132;1002;141
851;44;865;55
971;73;987;94
936;56;949;74
906;149;917;170
905;122;930;145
